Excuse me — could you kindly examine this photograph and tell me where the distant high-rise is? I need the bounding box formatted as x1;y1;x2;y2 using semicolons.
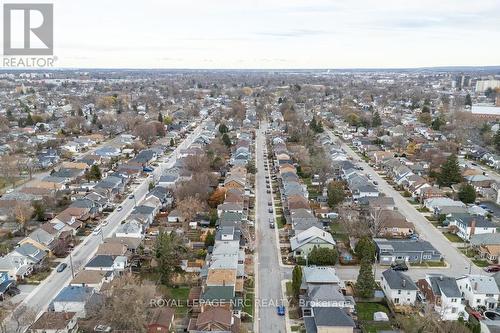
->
475;79;500;93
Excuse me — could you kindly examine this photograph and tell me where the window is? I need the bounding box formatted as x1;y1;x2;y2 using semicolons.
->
398;290;402;295
477;299;481;304
451;307;457;313
394;298;399;304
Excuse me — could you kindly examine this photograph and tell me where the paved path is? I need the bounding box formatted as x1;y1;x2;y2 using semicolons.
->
4;119;206;332
324;129;484;280
254;122;287;333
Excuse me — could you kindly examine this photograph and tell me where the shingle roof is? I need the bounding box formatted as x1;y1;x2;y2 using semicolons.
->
311;307;355;327
382;269;418;291
428;275;461;298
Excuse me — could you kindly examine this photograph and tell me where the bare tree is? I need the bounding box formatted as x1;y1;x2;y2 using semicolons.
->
176;196;206;229
12;202;33;235
89;275;156;332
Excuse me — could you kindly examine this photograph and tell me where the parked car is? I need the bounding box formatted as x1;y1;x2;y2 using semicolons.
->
266;189;271;194
269;218;275;229
128;194;135;199
93;226;102;235
391;262;408;271
268;207;273;213
277;305;285;316
57;263;68;273
268;201;272;206
6;286;21;296
116;205;123;211
485;265;500;273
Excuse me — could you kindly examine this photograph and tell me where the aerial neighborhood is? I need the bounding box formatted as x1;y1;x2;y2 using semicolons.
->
1;70;500;333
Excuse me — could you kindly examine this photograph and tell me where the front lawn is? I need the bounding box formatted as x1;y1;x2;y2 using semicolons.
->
472;259;489;267
443;232;464;243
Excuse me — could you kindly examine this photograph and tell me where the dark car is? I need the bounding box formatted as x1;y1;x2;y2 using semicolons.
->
266;189;271;194
128;194;135;199
6;286;21;296
268;201;272;206
485;265;500;273
57;263;68;273
268;207;273;213
391;263;408;271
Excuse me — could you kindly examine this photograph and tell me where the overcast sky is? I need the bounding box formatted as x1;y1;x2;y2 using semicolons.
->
6;0;500;68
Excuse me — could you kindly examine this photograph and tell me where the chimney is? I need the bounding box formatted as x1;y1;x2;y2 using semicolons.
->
402;279;406;288
474;282;478;291
439;275;443;281
470;219;476;236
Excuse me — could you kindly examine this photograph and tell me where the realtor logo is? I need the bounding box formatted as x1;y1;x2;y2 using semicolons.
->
3;3;53;56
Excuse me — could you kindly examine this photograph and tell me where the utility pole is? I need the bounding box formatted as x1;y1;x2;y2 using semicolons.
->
69;252;75;279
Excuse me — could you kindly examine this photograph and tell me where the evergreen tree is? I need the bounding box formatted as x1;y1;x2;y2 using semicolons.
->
291;265;302;299
356;259;376;298
92;113;98;125
25;113;34;126
327;181;345;208
437;154;462;187
204;231;215;247
307;246;338;266
158;112;163;123
86;164;102;181
354;236;376;262
170;138;175;147
371;111;382;127
431;116;444;130
222;133;231;147
458;184;476;204
465;93;472;107
219;123;228;134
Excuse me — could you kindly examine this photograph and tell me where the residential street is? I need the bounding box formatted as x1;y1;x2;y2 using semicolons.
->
254;122;287;333
325;129;484;280
5;121;206;332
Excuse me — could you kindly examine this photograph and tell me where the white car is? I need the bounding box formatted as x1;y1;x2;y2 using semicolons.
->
116;206;123;212
93;226;102;235
101;220;108;226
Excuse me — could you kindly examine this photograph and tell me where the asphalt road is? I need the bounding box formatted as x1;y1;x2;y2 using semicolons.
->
325;129;484;281
254;122;287;333
5;120;206;332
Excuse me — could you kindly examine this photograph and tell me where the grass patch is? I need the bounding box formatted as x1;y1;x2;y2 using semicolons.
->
356;302;390;321
410;261;446;267
158;286;190;315
362;322;393;333
443;232;464;243
417;207;430;213
286;281;293;297
472;259;489;267
243;291;254;318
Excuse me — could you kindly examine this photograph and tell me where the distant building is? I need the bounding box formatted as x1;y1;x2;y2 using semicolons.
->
476;80;500;93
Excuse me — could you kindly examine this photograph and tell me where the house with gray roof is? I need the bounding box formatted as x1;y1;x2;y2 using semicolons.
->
12;243;47;266
304;307;355;333
417;274;467;321
456;275;500;310
445;213;496;241
381;269;418;306
290;226;336;258
375;238;442;264
53;286;95;318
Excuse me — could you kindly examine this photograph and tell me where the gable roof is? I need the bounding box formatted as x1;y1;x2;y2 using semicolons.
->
290;226;336;251
382;269;418;291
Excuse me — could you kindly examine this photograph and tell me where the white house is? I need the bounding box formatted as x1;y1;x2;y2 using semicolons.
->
418;275;468;321
445;213;497;241
456;275;500;310
381;269;418;306
53;286;94;318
